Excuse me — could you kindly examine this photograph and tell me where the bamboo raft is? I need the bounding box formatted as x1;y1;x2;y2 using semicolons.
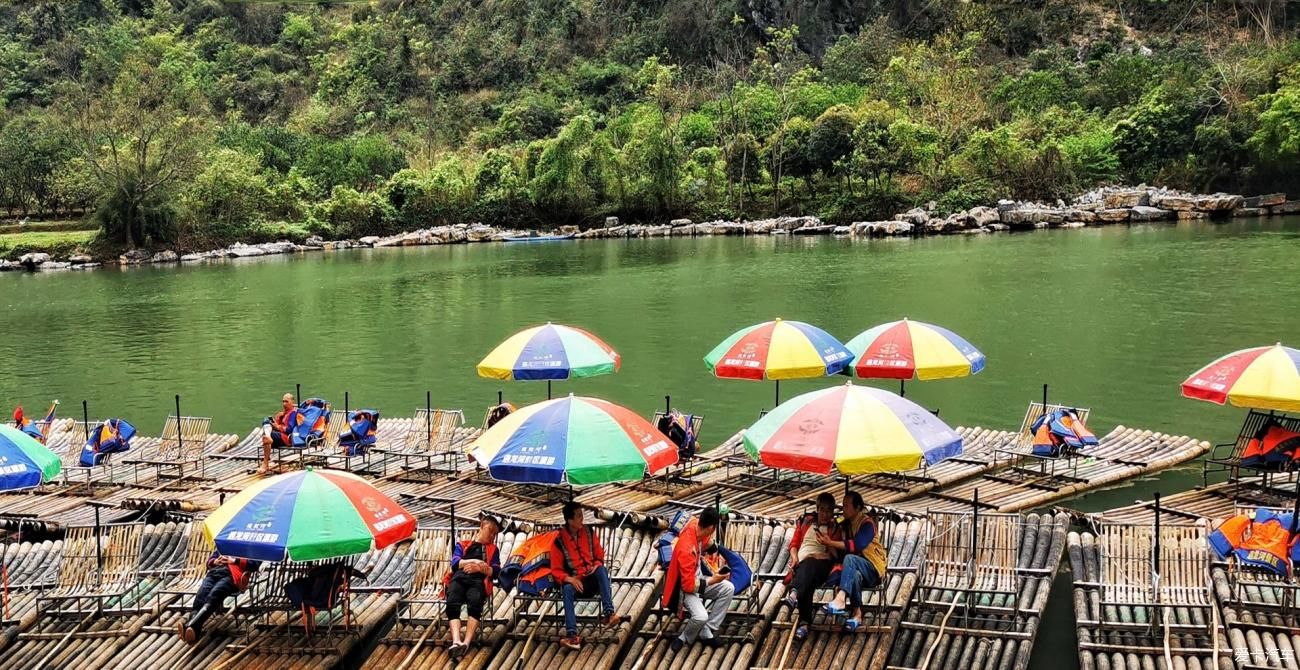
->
0;400;1220;670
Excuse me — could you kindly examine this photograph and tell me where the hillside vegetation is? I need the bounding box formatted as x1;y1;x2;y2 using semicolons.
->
1;1;1298;250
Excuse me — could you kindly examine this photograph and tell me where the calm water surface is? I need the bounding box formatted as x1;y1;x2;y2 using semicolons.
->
2;219;1299;510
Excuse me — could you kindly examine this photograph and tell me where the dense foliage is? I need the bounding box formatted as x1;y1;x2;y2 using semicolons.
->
1;1;1298;248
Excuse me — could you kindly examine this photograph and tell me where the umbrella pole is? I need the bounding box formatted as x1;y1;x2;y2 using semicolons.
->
498;391;503;406
345;391;349;415
548;380;553;400
665;395;671;415
1042;384;1048;412
900;380;905;398
82;400;89;443
425;391;432;450
775;380;780;407
175;394;183;459
1154;492;1163;609
296;383;301;404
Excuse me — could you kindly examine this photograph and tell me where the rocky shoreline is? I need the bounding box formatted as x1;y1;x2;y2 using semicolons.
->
2;186;1295;273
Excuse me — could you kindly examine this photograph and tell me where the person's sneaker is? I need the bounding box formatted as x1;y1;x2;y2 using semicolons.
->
560;634;582;650
603;612;623;627
670;636;685;652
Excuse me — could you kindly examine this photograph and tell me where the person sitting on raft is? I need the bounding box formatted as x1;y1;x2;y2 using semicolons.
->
178;552;261;644
259;392;296;475
784;492;844;641
445;514;502;658
822;491;887;631
551;501;622;650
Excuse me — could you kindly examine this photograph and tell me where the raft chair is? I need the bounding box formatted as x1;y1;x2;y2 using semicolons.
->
232;555;391;644
1215;505;1300;621
157;524;221;613
126;414;215;482
991;400;1093;481
917;508;1024;622
35;521;147;619
272;399;333;472
1078;520;1213;642
59;417;132;488
377;408;466;476
1202;410;1300;489
651;408;705;478
510;515;650;646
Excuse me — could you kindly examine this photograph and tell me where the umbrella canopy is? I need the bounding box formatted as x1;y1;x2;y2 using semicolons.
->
478;323;620;381
0;424;61;490
704;318;851;381
1182;343;1300;412
742;382;963;476
203;468;416;562
468;395;678;486
845;319;985;380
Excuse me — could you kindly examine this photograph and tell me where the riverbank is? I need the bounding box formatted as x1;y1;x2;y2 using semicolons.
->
2;185;1294;272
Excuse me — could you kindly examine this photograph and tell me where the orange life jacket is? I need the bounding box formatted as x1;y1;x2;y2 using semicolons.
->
1208;509;1300;576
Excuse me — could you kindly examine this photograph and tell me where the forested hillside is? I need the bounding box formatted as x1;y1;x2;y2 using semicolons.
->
1;0;1298;250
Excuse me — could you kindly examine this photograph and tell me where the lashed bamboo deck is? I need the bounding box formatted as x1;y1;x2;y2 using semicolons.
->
0;405;1213;670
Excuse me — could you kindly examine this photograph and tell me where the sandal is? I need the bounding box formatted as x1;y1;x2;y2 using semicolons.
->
822;603;846;617
794;624;808;642
843;618;860;633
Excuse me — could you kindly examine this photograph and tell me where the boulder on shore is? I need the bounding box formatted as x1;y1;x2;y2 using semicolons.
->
1097;209;1131;223
19;252;52;268
1194;194;1243;212
1233;207;1267;217
1129;206;1172;222
119;249;151;265
1243;193;1286;208
150;250;179;263
1104;190;1149;208
1270;201;1300;215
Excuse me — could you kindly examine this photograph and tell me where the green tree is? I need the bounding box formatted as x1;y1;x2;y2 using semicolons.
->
70;40;212;247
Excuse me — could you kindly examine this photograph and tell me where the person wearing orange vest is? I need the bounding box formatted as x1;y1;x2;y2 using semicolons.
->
258;393;297;475
550;501;622;650
445;514;502;658
663;507;734;651
178;551;262;643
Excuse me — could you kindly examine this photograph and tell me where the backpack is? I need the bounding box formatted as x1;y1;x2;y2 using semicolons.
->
499;530;559;596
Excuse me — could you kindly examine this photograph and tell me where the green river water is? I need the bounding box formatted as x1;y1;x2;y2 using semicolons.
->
2;218;1299;510
2;218;1299;667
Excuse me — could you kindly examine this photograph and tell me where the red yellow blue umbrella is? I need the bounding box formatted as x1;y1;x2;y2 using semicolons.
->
1182;343;1300;412
704;318;851;405
742;382;963;475
845;319;985;397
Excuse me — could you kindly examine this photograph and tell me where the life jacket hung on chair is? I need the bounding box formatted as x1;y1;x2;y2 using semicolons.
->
1241;422;1300;470
80;418;137;466
1208;508;1300;576
338;409;379;456
286;399;329;448
657;411;698;462
1030;408;1098;457
498;530;559;596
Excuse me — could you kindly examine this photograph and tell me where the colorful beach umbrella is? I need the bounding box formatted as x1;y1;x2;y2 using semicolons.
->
0;424;62;490
741;382;963;476
203;468;416;562
846;319;985;380
704;318;852;405
1182;343;1300;413
468;395;678;486
478;323;620;399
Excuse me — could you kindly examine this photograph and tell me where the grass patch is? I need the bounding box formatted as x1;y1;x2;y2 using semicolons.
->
0;219;97;235
0;230;99;260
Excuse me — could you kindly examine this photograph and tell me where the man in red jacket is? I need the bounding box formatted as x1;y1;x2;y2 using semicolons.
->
550;501;622;650
178;552;262;644
662;507;734;651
